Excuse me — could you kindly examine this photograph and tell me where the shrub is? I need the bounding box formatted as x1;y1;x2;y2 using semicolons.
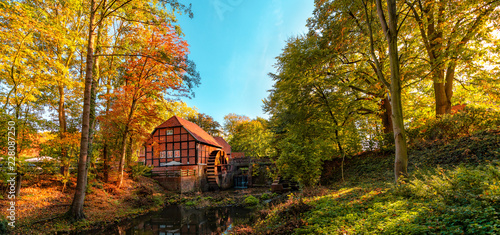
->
0;215;9;234
36;160;59;174
244;195;259;206
407;107;500;143
128;185;159;208
185;200;196;207
93;182;103;189
152;195;164;206
129;164;153;180
405;165;500;203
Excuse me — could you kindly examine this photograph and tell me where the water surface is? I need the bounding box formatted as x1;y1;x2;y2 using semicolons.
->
99;205;253;235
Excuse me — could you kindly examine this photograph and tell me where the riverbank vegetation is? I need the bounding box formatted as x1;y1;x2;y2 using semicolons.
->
233;129;500;234
164;188;279;209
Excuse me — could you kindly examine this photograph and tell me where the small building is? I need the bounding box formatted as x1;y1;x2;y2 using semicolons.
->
141;116;233;192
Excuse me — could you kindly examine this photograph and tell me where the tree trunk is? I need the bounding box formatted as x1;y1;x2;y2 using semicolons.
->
86;19;102;187
58;85;70;178
117;99;137;188
15;174;23;198
86;76;97;187
432;63;451;115
102;53;112;183
433;62;455;115
444;62;456;114
335;136;346;183
376;0;409;183
125;135;133;167
68;0;96;220
103;143;109;182
14;174;22;197
13;105;22;197
380;95;393;134
117;126;129;188
434;82;449;115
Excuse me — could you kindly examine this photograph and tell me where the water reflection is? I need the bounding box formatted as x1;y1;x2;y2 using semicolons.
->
121;205;252;235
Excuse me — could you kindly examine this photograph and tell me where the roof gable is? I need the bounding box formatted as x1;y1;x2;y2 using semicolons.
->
156;116;182;128
155;116;222;148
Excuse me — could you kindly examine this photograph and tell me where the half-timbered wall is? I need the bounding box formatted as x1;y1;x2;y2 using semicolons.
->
145;126;221;167
145;126;197;167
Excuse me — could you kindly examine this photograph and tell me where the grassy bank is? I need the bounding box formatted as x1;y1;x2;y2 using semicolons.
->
0;174;166;234
233;129;500;234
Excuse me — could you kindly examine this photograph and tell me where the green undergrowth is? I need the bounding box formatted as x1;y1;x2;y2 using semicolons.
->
170;189;279;209
235;164;500;234
233;129;500;234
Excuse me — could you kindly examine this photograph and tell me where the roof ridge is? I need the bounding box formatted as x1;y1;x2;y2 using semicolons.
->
164;115;222;148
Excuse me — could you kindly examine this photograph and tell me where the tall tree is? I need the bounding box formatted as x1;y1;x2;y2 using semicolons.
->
375;0;408;181
303;0;413;182
68;0;97;220
264;35;368;185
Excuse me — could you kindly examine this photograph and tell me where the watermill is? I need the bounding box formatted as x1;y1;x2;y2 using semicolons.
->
206;150;229;190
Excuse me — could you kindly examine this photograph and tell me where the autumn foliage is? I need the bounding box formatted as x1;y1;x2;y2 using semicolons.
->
102;22;191;139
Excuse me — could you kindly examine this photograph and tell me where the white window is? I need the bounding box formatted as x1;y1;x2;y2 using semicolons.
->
167;151;173;158
166;129;173;135
160;151;166;159
174;150;180;158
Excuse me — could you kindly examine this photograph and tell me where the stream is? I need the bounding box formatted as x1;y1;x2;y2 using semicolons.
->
81;205;254;235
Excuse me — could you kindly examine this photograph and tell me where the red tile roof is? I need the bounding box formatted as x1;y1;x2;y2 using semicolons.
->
214;136;231;154
156;116;222;148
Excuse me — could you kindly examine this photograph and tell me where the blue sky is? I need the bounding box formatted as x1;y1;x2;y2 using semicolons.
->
177;0;314;124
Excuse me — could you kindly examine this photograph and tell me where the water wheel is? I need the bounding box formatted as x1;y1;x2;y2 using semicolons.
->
206;150;228;190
